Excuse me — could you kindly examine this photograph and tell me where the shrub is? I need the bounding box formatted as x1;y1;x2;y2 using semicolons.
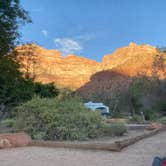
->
143;109;159;121
57;88;75;100
14;96;104;140
154;101;166;115
158;117;166;124
103;122;127;136
0;119;16;128
34;82;59;98
129;115;145;123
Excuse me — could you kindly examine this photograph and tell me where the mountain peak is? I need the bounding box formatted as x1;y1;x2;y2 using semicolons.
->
129;42;137;47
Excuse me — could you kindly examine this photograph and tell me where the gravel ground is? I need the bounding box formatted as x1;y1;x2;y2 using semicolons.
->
0;131;166;166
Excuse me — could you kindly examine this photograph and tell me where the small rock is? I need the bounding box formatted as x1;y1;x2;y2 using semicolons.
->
0;139;12;149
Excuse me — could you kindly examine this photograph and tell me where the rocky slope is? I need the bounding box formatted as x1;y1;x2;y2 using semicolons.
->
15;43;166;90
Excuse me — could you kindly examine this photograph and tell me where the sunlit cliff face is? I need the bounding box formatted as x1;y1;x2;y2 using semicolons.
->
15;43;166;90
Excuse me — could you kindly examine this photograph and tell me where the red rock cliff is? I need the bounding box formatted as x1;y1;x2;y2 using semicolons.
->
15;43;166;90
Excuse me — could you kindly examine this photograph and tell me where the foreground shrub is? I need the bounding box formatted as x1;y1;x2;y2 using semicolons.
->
103;122;127;136
158;117;166;124
14;96;104;140
0;119;16;128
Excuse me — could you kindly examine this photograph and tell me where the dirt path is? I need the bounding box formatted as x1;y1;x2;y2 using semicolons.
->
0;131;166;166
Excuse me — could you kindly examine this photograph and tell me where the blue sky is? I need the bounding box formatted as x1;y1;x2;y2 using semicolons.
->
20;0;166;61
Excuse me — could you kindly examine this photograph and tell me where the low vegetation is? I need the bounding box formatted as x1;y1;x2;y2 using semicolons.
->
14;96;102;140
11;96;126;140
1;1;166;143
157;117;166;124
103;122;127;136
0;119;16;128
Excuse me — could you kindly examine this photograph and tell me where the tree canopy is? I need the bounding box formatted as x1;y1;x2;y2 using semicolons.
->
0;0;31;56
0;1;58;118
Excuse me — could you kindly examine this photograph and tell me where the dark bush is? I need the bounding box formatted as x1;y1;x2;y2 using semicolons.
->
34;82;59;98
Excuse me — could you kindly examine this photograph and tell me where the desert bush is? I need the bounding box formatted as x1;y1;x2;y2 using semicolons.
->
158;117;166;124
14;96;104;140
0;119;16;128
129;115;145;123
111;111;126;118
143;109;159;121
57;88;75;100
128;110;158;123
103;122;127;136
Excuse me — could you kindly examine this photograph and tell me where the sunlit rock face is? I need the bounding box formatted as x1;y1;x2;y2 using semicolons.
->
15;44;100;89
103;43;166;79
102;43;158;76
15;43;166;90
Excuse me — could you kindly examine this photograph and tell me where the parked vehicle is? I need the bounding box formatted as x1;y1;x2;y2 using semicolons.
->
84;101;110;117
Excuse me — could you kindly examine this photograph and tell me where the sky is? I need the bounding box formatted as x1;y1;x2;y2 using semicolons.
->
20;0;166;61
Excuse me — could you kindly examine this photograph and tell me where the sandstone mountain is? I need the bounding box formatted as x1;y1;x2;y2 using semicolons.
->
15;43;166;91
102;43;158;76
15;44;100;89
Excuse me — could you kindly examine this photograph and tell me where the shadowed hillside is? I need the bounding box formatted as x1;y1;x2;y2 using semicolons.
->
77;70;131;98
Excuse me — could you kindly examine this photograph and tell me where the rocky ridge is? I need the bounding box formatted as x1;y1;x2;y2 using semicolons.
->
15;43;166;90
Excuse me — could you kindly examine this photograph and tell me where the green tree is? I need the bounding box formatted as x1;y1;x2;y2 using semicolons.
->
0;1;60;120
0;0;31;116
0;0;31;56
129;49;166;119
34;83;59;98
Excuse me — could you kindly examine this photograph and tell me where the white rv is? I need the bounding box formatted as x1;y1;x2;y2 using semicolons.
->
84;101;110;117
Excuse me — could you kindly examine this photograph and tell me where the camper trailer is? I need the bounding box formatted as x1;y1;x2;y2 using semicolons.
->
84;101;110;117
